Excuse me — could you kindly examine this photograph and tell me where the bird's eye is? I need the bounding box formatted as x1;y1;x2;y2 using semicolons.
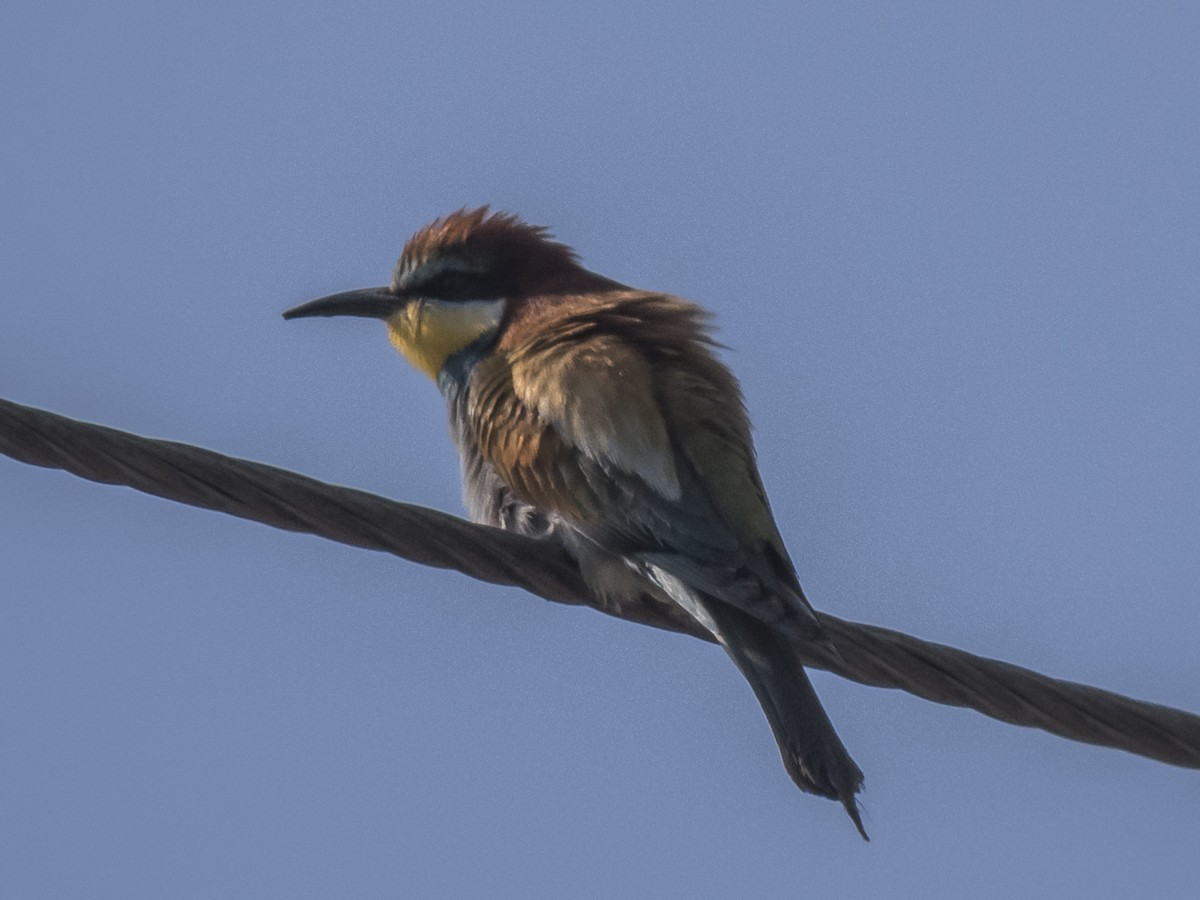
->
426;270;488;302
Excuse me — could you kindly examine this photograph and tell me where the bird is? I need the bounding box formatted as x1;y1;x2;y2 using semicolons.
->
283;208;867;837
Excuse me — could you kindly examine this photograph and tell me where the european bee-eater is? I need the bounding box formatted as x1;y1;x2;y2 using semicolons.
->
284;208;866;837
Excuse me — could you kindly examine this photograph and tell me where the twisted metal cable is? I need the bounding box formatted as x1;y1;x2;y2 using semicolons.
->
3;396;1198;769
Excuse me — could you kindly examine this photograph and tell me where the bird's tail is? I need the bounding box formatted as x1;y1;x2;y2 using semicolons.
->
703;599;867;839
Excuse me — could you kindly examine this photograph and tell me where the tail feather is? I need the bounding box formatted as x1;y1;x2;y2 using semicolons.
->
703;599;867;839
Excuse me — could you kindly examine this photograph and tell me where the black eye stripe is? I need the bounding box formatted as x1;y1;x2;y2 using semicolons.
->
418;269;500;303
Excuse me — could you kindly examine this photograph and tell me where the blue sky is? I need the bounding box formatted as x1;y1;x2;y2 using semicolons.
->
2;2;1198;897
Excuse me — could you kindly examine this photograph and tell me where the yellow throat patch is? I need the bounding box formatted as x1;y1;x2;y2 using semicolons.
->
386;298;506;380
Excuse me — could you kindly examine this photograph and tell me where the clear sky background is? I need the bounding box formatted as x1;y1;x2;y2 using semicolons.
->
2;2;1198;897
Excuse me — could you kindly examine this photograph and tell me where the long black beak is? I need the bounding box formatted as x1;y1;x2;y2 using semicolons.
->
282;286;406;321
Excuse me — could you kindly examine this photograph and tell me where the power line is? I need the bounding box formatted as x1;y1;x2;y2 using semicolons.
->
3;395;1197;770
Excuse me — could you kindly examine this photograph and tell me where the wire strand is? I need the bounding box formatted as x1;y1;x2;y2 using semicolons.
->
3;396;1197;769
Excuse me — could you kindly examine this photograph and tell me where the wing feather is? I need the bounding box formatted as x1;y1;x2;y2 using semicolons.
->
467;292;818;635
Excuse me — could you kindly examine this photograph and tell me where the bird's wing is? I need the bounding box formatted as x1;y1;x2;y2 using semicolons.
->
469;293;818;634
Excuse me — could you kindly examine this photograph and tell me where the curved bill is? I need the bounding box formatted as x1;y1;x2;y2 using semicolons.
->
282;286;405;321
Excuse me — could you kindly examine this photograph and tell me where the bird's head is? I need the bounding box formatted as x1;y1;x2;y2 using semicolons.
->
284;208;603;380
